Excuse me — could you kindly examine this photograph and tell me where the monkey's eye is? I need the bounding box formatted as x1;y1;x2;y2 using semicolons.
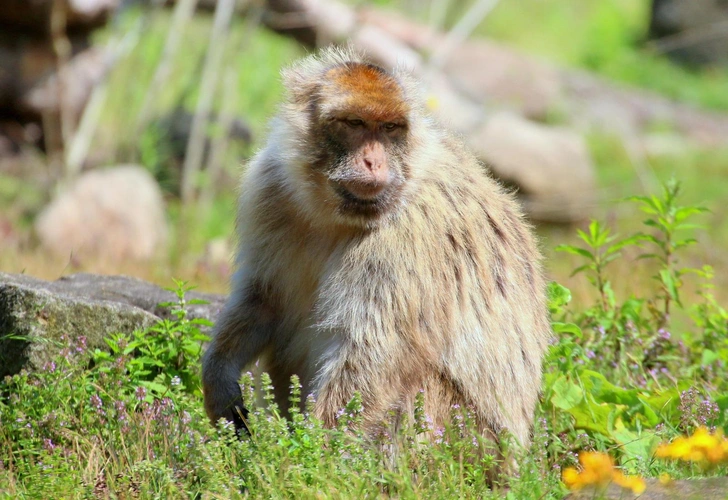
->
382;122;401;132
346;118;365;128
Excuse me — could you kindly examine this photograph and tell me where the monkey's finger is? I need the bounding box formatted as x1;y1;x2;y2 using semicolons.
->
231;402;251;437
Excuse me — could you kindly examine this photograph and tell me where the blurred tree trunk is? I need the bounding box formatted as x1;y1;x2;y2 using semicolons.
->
0;0;117;34
648;0;728;66
0;0;115;153
262;0;317;46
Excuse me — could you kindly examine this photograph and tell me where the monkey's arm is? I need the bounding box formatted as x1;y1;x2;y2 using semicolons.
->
201;277;277;429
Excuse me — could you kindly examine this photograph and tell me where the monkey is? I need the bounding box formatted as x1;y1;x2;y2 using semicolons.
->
201;47;551;461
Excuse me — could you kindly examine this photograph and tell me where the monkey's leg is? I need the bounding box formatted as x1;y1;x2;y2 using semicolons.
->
201;279;277;432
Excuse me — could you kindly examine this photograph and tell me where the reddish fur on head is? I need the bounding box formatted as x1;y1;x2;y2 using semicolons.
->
323;63;410;123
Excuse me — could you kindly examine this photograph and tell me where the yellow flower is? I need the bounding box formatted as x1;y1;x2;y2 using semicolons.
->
656;436;691;459
691;427;717;448
658;473;672;485
562;467;582;490
579;452;614;485
612;470;647;495
562;452;646;495
656;427;728;465
705;444;727;463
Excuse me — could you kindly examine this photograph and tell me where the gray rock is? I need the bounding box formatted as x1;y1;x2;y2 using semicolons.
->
0;272;225;378
569;476;728;499
471;112;596;223
34;165;168;261
443;39;564;121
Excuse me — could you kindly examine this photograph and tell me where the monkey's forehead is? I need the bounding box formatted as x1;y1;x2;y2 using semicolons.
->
321;63;410;121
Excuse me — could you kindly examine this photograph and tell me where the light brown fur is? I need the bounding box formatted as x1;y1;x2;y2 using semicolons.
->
202;47;551;457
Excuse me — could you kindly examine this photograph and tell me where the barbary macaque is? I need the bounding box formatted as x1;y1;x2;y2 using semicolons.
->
202;47;551;458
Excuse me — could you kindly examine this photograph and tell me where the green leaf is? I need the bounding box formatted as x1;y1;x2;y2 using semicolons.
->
625;195;649;203
701;349;720;366
140;381;168;395
607;234;645;253
588;220;600;240
569;399;615;436
636;253;658;261
659;270;679;302
604;282;616;309
674;223;704;231
610;423;659;461
589;220;610;247
674;206;708;223
550;376;584;410
674;238;697;250
636;233;659;244
602;253;621;265
555;244;593;259
569;264;592;277
136;356;165;368
547;282;572;314
552;322;583;338
642;219;659;228
632;194;662;214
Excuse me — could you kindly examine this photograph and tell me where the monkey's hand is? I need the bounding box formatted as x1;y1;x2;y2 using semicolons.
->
204;383;251;437
202;351;252;436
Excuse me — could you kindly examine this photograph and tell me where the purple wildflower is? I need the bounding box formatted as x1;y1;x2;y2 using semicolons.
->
43;438;56;453
90;394;103;410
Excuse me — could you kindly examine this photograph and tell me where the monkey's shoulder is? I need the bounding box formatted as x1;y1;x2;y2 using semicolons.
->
414;162;524;230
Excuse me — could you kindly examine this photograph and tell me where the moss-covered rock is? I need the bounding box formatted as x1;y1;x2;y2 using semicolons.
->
0;273;225;378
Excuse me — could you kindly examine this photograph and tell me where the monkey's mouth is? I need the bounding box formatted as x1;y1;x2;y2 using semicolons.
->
335;185;379;205
332;183;388;217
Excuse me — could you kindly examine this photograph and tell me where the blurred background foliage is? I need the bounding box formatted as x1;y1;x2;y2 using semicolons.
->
1;0;727;321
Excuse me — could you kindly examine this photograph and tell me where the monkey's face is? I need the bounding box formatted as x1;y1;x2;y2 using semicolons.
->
321;117;408;221
310;63;412;226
